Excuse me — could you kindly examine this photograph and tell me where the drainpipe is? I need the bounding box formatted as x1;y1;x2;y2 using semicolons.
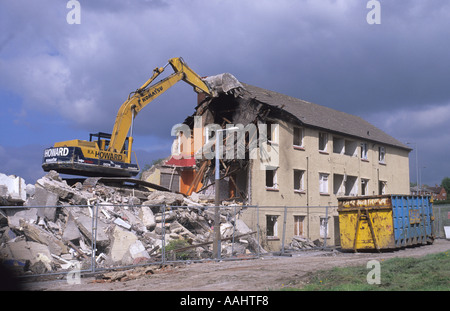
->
306;156;310;238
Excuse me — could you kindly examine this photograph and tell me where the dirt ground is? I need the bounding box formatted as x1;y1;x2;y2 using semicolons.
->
22;239;450;291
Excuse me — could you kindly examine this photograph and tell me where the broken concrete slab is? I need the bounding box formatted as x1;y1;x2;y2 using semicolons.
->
109;225;138;264
114;217;131;230
62;212;81;242
2;239;52;268
6;207;38;230
139;205;156;230
155;211;177;223
145;191;185;206
25;186;58;221
36;172;93;205
74;214;110;249
128;240;150;261
19;219;68;255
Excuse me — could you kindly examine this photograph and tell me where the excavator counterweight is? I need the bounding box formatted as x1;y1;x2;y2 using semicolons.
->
42;57;244;178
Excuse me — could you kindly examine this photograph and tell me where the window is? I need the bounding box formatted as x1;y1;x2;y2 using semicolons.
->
344;175;358;196
378;181;386;195
319;132;328;152
361;178;369;195
361;142;368;160
333;137;345;154
333;174;345;196
319;173;329;194
293;169;305;192
266;121;278;144
294;216;305;236
345;140;358;156
265;168;278;189
293;127;304;148
266;215;279;238
320;217;329;239
378;146;386;163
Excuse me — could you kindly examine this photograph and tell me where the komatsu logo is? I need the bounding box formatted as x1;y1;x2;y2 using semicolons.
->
44;147;70;157
141;86;163;102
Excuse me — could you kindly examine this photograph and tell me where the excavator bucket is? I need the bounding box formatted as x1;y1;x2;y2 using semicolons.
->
203;73;245;98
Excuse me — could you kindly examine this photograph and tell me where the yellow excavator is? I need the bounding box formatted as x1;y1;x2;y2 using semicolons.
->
42;57;243;177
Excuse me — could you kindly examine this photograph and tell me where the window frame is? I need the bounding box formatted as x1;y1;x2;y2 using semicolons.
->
266;215;279;239
293;169;305;193
319;173;329;195
319;132;328;153
293;126;304;149
265;168;279;190
361;142;369;161
378;146;386;164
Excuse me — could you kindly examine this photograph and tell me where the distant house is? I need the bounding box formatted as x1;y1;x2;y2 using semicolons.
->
411;185;447;201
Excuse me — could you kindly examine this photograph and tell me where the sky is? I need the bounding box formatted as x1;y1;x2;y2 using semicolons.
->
1;0;450;188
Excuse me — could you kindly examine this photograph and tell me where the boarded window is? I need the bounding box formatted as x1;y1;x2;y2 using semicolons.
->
294;216;305;236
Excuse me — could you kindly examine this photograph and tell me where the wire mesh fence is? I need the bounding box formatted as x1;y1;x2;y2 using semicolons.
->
0;203;339;279
434;204;450;238
3;200;444;280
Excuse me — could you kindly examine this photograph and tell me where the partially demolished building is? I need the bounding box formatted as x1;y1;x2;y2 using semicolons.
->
158;81;411;249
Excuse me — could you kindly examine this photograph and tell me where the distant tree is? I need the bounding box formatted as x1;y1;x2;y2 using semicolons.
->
151;158;166;166
138;158;167;179
441;177;450;194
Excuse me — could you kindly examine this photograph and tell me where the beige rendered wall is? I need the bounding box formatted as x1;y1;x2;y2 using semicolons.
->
244;119;410;249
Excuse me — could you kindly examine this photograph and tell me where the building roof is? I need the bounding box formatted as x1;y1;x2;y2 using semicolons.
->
241;83;411;151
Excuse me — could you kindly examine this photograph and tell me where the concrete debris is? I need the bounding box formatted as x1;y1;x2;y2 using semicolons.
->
289;236;318;250
0;173;31;205
0;171;263;275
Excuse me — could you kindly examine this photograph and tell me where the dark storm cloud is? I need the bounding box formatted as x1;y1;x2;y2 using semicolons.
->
1;0;450;185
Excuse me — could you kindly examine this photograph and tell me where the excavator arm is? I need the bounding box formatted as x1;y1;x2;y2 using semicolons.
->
42;57;244;178
107;57;213;157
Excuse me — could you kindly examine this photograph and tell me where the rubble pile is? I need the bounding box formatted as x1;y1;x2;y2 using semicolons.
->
0;171;261;275
288;236;319;250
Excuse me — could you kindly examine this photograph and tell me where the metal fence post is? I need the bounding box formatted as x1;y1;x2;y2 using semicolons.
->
91;201;99;273
257;205;260;258
438;205;441;238
162;204;166;264
323;204;329;248
231;204;236;258
281;206;287;254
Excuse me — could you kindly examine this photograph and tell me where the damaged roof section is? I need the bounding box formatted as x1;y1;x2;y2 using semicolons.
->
187;80;411;154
